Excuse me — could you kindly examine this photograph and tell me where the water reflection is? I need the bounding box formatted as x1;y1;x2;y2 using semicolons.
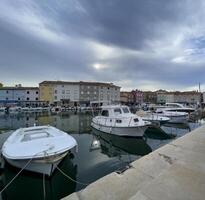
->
0;112;202;199
91;129;152;156
1;154;77;200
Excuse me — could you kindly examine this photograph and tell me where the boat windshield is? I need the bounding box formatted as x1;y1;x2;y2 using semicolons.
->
122;107;130;113
101;110;109;117
114;108;122;115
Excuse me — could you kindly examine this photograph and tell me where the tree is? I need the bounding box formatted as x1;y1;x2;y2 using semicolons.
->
0;83;3;88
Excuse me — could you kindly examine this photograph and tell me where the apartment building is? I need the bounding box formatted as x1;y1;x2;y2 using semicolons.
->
39;81;120;106
143;91;157;104
0;85;40;106
120;91;134;104
157;91;201;104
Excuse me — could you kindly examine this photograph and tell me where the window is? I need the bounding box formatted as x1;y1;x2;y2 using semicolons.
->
122;107;129;113
114;108;122;115
18;98;20;101
27;91;30;94
6;91;9;94
54;96;57;100
55;90;57;94
62;90;65;94
36;97;38;101
36;91;38;94
27;97;30;101
101;110;109;117
116;119;122;123
134;118;139;122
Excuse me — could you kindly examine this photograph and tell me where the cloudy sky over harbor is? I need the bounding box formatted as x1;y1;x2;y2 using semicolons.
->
0;0;205;91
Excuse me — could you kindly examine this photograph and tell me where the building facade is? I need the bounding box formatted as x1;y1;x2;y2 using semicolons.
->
157;91;201;104
131;90;143;104
120;91;134;104
39;81;120;106
0;86;41;106
142;91;157;104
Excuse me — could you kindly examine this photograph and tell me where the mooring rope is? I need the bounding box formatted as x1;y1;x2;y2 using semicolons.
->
43;173;46;200
0;156;33;194
56;166;89;186
0;149;50;194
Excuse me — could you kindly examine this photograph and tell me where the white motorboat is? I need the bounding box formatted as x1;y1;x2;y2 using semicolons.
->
2;125;77;176
155;109;189;124
0;107;6;112
51;106;64;113
136;110;170;126
9;106;22;113
161;103;195;113
91;105;150;137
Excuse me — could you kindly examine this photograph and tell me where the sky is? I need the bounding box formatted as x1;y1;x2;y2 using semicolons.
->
0;0;205;91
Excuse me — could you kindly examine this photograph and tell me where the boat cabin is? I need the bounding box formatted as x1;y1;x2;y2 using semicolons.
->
100;105;131;118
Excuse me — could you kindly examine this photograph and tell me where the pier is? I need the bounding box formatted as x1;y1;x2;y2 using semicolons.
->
63;124;205;200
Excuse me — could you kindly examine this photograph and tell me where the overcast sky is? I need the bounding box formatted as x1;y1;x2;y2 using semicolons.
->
0;0;205;91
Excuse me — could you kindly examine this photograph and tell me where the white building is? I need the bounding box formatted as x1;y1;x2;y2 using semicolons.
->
53;83;80;105
39;81;121;106
0;86;39;105
157;91;201;104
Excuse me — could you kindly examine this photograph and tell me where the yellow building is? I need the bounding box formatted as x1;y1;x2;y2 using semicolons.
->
39;81;55;103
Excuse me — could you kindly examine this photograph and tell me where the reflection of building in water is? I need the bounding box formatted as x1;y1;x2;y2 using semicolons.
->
0;113;92;133
38;113;92;133
0;114;37;130
0;154;77;200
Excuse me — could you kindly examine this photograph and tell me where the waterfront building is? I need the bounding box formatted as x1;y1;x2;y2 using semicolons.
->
120;91;134;105
39;81;120;106
157;91;201;104
142;91;157;104
0;85;42;106
131;90;143;104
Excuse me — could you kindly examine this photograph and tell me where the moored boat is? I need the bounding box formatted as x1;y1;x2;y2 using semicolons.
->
136;110;170;126
155;109;189;124
91;105;150;137
2;125;77;176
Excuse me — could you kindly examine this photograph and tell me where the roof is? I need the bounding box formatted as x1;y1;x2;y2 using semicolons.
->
0;87;39;90
39;81;120;88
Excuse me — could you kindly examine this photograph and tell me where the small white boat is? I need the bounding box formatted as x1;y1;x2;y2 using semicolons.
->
155;109;189;124
9;106;22;113
136;110;170;125
51;106;64;113
91;105;150;137
2;125;77;176
0;107;6;112
160;103;195;113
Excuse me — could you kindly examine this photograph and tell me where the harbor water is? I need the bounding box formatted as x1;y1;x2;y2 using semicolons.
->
0;112;204;200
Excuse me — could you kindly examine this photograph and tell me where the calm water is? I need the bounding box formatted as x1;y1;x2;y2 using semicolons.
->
0;112;203;200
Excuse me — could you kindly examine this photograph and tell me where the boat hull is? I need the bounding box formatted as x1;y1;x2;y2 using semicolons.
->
91;121;147;137
4;152;68;176
165;115;188;124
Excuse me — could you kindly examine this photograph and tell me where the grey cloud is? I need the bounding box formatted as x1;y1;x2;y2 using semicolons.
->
0;0;205;90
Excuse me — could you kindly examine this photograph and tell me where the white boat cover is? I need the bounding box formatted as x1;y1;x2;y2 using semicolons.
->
2;125;77;160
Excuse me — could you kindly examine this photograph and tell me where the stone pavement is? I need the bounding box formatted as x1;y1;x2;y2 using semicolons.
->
63;125;205;200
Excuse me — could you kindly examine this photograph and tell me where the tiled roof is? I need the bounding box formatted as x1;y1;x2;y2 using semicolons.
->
0;87;39;90
39;81;120;88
